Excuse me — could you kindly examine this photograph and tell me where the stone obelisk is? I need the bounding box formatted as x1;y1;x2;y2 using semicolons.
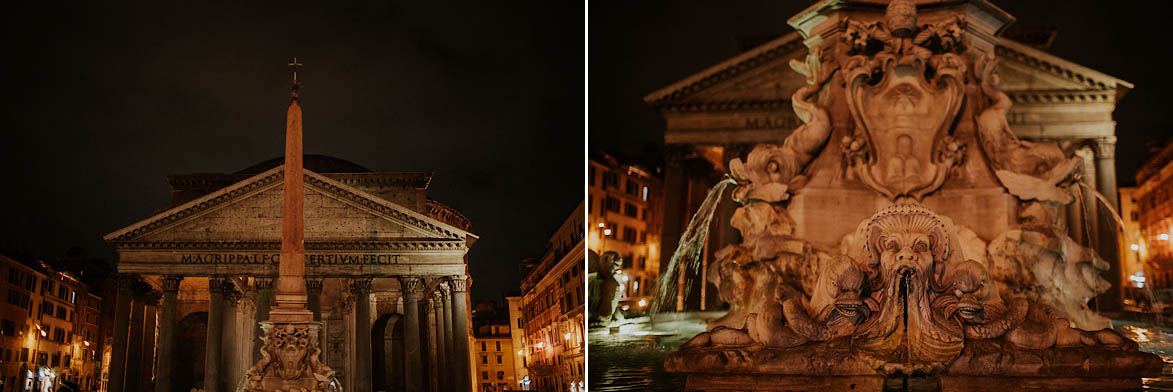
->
245;58;339;391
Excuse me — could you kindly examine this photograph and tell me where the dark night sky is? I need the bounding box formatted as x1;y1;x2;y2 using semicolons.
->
590;0;1173;184
0;1;583;302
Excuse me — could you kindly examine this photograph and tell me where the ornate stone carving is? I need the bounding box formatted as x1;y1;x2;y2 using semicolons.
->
161;275;182;292
400;277;424;299
665;1;1159;387
838;7;967;200
671;203;1158;378
347;278;372;294
975;55;1081;204
246;323;337;391
447;276;467;293
728;48;835;204
254;277;275;291
587;252;622;326
305;277;323;294
208;277;232;294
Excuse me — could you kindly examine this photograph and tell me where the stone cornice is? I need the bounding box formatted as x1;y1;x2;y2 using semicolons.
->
105;165;477;243
1006;90;1116;105
644;32;805;104
995;40;1132;94
304;171;473;240
425;199;472;231
104;167;284;242
109;239;467;252
325;172;432;189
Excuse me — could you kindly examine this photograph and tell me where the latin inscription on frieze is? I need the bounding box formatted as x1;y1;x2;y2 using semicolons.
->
178;253;403;265
744;116;800;129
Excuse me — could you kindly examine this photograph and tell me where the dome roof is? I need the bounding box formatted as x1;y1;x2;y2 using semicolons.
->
236;154;372;175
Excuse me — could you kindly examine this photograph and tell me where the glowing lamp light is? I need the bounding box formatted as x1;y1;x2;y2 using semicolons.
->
517;350;524;356
603;228;612;236
1131;244;1141;251
1161;233;1170;241
597;222;605;228
1130;272;1147;288
83;341;90;347
638;299;647;307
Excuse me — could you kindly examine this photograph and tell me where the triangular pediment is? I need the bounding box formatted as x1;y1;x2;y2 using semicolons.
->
104;165;475;245
645;34;1132;107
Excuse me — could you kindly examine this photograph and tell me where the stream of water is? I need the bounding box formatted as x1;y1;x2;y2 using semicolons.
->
648;178;736;315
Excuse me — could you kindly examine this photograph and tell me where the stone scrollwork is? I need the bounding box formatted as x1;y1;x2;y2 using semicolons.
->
838;5;968;200
400;277;424;298
348;277;372;294
974;54;1081;204
161;275;182;292
447;275;468;293
673;202;1158;378
668;0;1160;385
246;323;338;391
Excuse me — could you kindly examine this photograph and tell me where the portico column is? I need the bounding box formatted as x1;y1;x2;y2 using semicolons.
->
155;276;182;392
306;277;323;321
306;277;324;353
399;277;425;391
432;291;448;392
251;277;274;362
448;275;472;392
107;275;135;392
425;295;439;392
349;278;373;392
1094;136;1123;310
440;283;456;391
125;294;145;390
205;277;228;392
140;296;159;392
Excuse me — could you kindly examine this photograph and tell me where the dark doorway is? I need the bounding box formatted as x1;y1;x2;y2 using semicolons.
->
372;313;405;392
173;311;207;391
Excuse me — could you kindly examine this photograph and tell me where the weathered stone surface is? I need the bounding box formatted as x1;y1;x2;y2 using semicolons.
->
664;0;1158;387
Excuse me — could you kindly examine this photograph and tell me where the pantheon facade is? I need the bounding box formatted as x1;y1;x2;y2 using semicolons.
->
102;155;478;392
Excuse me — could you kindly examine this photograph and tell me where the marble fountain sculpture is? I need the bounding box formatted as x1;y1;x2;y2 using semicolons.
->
664;1;1163;390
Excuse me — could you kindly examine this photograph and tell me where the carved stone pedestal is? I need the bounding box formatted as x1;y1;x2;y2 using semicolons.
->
245;321;339;392
683;374;883;392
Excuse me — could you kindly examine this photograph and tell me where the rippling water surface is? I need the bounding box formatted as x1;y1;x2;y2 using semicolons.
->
587;314;1173;391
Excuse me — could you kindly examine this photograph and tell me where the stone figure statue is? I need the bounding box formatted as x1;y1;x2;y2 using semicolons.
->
587;251;623;325
665;0;1160;388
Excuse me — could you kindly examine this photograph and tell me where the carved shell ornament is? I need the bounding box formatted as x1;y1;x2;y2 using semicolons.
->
839;5;968;201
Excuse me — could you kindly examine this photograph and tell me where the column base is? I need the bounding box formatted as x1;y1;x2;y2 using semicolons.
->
245;321;340;392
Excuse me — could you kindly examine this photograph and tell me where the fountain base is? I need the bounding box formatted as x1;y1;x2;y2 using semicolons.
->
667;338;1161;391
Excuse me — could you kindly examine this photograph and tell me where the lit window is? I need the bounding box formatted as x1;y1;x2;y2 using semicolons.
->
642;186;648;201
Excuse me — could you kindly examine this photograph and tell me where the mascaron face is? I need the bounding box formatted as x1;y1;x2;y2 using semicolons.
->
877;231;933;280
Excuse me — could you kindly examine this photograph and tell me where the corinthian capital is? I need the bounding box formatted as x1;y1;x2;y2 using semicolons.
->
400;277;425;299
1093;136;1117;160
348;277;372;294
161;275;183;293
447;275;468;293
305;277;324;294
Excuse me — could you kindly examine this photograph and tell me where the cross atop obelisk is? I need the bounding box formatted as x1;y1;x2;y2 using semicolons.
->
288;56;303;82
271;56;312;320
